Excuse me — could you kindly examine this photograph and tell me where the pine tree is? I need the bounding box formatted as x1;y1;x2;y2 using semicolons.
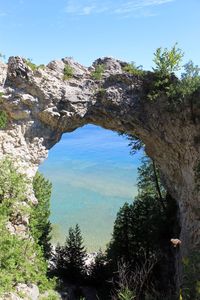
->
89;249;109;286
30;172;52;259
51;243;66;277
107;203;132;264
107;156;178;297
64;224;87;280
107;158;167;266
54;224;87;283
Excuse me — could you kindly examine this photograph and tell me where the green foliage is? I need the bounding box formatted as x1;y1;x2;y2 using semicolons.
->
147;45;200;103
182;251;200;300
107;157;178;297
54;224;87;282
153;44;184;76
0;110;8;129
0;159;55;295
63;64;74;80
38;64;46;70
180;60;200;97
89;249;109;287
107;157;167;264
137;157;166;204
123;62;144;76
39;290;60;300
147;73;174;101
118;288;135;300
30;172;52;259
0;159;27;214
25;58;38;71
91;64;105;80
24;58;46;72
0;228;53;294
119;133;144;155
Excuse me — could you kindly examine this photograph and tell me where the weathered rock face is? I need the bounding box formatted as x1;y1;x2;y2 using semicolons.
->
0;56;199;285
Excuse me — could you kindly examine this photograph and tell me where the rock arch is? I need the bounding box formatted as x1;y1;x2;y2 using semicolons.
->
0;56;199;287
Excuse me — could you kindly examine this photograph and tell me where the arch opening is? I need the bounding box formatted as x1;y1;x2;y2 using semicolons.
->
39;124;142;251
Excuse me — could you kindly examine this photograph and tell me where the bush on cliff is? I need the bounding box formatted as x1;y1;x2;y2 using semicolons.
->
30;172;52;260
147;44;200;105
0;159;55;295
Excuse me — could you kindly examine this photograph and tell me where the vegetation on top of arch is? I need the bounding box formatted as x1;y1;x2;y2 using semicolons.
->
149;45;200;103
122;44;200;104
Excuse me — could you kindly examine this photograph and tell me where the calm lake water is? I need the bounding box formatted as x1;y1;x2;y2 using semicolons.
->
39;125;141;251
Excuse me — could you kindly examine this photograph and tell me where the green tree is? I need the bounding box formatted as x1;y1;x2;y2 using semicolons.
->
123;62;144;76
0;159;54;295
30;172;52;259
107;157;167;264
54;224;87;282
107;203;132;264
153;44;184;76
91;64;105;80
89;250;110;286
107;156;178;298
63;63;74;80
137;157;166;210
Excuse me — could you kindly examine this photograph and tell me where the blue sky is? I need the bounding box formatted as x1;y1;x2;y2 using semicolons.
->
0;0;199;68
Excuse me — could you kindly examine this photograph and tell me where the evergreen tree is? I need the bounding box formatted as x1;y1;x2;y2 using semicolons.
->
51;243;65;278
89;249;109;286
30;172;52;259
107;156;178;297
107;157;167;266
137;157;166;210
107;203;132;264
54;224;87;283
64;224;87;281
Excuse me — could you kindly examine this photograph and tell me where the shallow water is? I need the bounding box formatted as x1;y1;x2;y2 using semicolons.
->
39;125;141;251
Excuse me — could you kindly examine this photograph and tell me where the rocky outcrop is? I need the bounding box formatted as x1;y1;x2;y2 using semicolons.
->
0;56;199;290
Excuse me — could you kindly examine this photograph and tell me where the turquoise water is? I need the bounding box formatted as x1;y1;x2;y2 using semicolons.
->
39;125;141;251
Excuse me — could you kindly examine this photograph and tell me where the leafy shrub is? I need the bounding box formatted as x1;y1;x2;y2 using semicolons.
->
182;251;200;299
24;59;46;71
30;172;52;260
38;64;46;70
25;58;38;71
147;45;200;103
180;60;200;97
0;228;53;294
91;64;105;80
153;44;184;76
63;64;74;80
0;159;55;295
123;62;144;76
39;290;60;300
0;110;8;129
117;288;135;300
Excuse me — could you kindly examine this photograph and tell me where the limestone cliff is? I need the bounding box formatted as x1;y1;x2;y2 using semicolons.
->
0;56;199;291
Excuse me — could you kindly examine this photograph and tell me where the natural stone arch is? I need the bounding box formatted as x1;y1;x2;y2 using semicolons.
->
0;56;199;289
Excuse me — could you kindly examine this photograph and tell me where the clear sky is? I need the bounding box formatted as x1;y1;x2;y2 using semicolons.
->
0;0;199;68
